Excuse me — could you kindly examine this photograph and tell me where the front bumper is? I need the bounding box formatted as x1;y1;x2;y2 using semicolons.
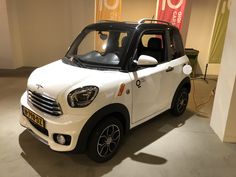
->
20;91;89;152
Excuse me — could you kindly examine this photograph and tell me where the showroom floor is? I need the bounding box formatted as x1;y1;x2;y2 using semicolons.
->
0;68;236;177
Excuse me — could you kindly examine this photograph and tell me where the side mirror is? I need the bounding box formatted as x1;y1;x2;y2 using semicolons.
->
137;55;158;66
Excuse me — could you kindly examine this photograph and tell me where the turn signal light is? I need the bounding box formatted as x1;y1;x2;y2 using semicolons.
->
118;83;126;96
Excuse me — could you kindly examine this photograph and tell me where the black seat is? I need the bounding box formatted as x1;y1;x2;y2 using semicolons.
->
142;38;164;62
121;36;128;47
117;36;128;58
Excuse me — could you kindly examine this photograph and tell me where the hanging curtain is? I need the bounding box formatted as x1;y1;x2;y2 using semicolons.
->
96;0;122;21
209;0;230;64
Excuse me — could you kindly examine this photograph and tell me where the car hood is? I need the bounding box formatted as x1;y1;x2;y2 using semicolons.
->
27;60;109;99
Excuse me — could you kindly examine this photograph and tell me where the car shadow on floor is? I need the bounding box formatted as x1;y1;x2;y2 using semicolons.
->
19;110;193;177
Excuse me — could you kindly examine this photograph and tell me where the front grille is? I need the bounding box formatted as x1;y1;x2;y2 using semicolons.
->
29;119;49;136
28;90;62;116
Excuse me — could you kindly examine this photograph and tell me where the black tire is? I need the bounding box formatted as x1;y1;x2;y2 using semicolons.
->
87;118;123;162
171;87;189;116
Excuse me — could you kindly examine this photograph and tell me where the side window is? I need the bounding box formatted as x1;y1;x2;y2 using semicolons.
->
118;33;128;48
136;31;166;63
169;29;184;60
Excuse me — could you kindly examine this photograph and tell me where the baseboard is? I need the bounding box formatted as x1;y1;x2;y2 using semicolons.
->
190;74;218;80
223;135;236;143
0;67;36;77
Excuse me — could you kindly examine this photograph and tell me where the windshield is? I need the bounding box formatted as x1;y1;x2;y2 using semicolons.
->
66;28;131;67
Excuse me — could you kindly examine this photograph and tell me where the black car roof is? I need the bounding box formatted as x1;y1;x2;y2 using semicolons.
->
85;20;178;32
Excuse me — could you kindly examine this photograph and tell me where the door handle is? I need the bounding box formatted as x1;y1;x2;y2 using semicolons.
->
166;66;174;72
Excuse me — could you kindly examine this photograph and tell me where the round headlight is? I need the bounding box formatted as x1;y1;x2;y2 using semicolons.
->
67;86;99;108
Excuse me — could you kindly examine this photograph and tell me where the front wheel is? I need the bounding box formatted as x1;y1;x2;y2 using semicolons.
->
171;87;189;116
87;118;123;162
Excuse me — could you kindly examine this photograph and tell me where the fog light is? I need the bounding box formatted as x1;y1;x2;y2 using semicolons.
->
53;133;71;145
56;134;66;145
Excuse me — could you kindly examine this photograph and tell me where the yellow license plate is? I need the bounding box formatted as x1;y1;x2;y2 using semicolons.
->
22;106;45;128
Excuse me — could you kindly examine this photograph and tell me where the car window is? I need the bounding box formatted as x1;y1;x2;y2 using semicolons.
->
77;31;109;55
66;29;130;67
141;34;163;48
118;33;128;48
136;31;166;63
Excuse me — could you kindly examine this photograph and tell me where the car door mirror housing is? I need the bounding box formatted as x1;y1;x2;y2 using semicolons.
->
137;55;158;67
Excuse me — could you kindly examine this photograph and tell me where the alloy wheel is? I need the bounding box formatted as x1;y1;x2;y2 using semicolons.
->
96;124;121;157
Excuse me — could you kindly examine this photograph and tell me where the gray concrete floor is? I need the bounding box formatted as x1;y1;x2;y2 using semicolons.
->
0;68;236;177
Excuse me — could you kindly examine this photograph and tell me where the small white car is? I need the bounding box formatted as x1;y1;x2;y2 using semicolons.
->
20;19;191;162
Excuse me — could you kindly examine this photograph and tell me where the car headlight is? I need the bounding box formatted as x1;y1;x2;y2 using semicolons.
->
67;86;99;108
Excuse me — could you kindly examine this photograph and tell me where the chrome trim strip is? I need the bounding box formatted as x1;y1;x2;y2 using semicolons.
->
30;101;62;115
28;96;60;111
29;93;55;106
27;90;63;116
28;90;55;101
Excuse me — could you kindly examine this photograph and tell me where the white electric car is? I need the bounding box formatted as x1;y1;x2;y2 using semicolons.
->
20;19;191;162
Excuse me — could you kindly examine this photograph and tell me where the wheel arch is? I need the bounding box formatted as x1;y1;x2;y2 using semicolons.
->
76;103;130;152
178;77;191;93
171;77;191;108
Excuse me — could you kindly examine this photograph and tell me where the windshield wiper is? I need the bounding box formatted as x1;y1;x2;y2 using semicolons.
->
70;56;85;67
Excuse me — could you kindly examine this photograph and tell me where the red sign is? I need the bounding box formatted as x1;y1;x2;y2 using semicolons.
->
156;0;187;30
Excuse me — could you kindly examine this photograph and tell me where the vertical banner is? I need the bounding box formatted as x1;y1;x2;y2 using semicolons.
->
96;0;122;21
209;0;230;64
156;0;186;30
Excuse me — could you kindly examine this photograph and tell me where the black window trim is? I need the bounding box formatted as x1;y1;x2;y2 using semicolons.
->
128;28;170;71
168;28;185;60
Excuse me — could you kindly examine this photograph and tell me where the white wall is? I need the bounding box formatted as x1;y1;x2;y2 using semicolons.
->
8;0;72;67
70;0;95;39
122;0;156;21
6;0;24;68
2;0;95;68
210;0;236;142
181;0;192;45
0;0;15;68
185;0;218;75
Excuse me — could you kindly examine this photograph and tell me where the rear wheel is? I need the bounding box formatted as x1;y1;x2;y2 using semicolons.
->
171;87;189;116
87;118;123;162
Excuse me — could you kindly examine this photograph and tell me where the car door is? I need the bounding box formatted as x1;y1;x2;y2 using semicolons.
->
130;30;183;124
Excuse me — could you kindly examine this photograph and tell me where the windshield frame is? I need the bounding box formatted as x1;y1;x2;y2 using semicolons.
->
65;24;134;70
